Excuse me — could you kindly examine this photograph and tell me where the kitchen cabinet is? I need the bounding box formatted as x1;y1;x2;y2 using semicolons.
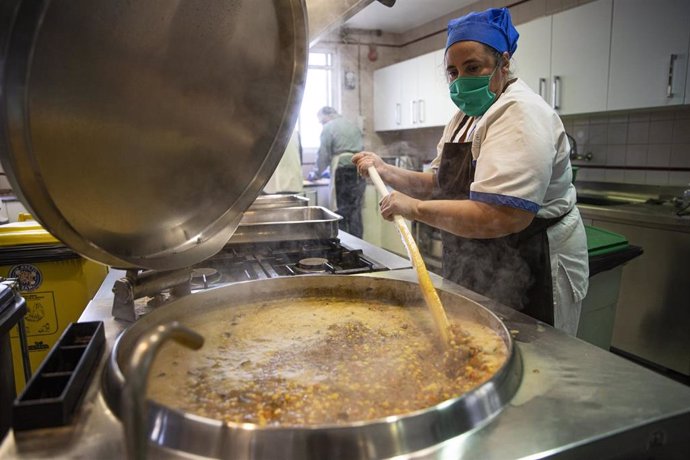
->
608;0;690;110
515;16;552;103
374;50;456;131
373;63;403;131
361;183;411;256
550;0;612;115
362;184;382;245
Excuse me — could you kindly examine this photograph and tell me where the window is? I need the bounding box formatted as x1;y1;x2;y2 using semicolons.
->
298;51;337;160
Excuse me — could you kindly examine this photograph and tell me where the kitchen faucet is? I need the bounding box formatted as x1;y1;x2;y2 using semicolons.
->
567;132;593;161
676;185;690;216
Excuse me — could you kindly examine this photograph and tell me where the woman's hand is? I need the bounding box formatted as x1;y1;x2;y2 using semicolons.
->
379;191;420;221
352;151;388;179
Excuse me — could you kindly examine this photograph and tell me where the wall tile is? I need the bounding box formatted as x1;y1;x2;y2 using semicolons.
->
669;144;690;168
650;108;676;121
625;145;648;166
645;171;669;186
647;144;672;167
605;170;625;183
587;168;606;182
589;113;608;124
628;111;650;123
624;170;646;185
588;123;607;144
606;145;626;165
675;107;690;120
573;125;589;145
672;119;690;144
627;121;649;144
648;120;674;144
608;113;628;124
607;123;628;144
576;168;589;181
669;171;690;187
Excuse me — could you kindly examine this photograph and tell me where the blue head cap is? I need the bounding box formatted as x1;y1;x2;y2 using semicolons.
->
446;8;519;57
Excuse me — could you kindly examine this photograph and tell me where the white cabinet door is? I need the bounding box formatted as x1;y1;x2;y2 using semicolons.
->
551;0;613;115
374;51;456;131
515;15;552;103
422;49;457;128
398;59;420;129
608;0;690;110
373;64;403;131
361;184;382;246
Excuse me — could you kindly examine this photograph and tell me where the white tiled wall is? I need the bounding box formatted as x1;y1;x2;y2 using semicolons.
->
564;107;690;186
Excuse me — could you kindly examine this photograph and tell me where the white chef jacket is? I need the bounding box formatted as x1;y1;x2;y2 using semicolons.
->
431;78;589;335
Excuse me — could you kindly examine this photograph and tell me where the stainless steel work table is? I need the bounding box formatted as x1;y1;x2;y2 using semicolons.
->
1;239;690;459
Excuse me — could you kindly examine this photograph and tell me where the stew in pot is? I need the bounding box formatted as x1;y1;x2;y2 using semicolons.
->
147;297;507;426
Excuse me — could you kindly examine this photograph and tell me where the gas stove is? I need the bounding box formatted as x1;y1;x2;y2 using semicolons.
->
189;238;389;289
111;234;405;321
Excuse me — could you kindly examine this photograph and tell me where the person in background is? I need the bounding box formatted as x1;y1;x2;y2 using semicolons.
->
263;129;304;195
312;106;365;238
353;8;588;334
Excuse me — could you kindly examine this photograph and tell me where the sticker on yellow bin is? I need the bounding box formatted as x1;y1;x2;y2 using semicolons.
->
0;220;108;392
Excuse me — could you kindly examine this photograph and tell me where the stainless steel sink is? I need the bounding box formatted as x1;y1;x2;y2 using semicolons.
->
577;195;634;206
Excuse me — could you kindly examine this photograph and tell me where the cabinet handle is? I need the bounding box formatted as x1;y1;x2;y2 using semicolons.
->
411;100;417;124
667;54;678;98
395;103;401;125
418;99;425;123
538;78;546;99
552;76;561;111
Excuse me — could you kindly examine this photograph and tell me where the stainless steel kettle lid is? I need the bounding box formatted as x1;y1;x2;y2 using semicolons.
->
0;0;307;270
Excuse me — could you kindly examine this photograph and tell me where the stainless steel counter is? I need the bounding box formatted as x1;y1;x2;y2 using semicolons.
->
576;182;690;232
578;202;690;232
2;241;690;458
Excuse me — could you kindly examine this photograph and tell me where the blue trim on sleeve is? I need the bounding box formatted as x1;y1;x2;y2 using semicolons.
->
470;191;540;213
471;159;477;168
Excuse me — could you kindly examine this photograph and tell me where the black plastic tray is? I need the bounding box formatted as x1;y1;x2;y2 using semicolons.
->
12;321;105;431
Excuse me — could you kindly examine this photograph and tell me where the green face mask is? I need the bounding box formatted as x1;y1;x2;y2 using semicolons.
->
449;67;497;116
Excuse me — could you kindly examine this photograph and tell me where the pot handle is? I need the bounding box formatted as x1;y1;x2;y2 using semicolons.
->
121;321;204;460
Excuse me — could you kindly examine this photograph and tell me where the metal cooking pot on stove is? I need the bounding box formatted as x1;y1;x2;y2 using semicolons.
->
102;276;522;460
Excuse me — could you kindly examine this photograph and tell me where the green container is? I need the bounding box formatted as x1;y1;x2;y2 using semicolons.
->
586;225;628;256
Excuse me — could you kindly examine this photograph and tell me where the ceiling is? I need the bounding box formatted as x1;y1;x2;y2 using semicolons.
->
345;0;477;34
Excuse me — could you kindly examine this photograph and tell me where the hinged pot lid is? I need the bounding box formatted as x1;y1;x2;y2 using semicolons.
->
0;0;307;270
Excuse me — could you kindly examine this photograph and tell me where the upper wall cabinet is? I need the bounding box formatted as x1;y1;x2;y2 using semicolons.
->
421;49;457;128
515;16;552;103
516;0;612;115
550;0;613;115
373;63;403;131
608;0;690;110
374;50;456;131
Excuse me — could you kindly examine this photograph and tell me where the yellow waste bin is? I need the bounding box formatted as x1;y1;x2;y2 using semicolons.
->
0;220;108;392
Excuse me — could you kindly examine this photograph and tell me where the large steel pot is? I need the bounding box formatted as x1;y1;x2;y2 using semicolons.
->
103;276;522;459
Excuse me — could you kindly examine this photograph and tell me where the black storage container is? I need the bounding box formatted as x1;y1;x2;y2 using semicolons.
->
0;283;27;442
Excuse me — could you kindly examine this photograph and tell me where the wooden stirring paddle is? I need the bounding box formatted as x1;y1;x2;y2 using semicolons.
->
367;166;452;346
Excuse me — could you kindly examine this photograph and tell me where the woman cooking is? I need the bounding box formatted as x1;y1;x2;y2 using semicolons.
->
353;8;588;335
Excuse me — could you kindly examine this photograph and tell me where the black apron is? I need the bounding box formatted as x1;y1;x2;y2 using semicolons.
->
432;116;568;325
